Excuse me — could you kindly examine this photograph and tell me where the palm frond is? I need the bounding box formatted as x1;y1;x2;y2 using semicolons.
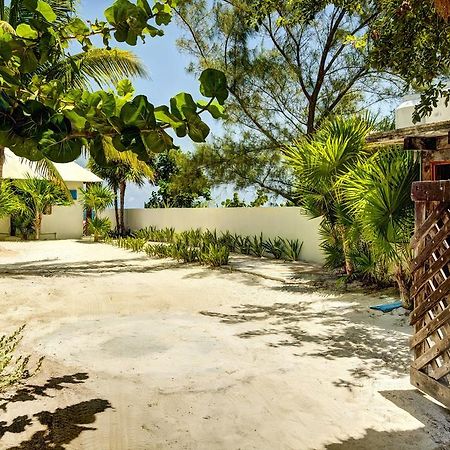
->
22;157;72;201
45;48;148;90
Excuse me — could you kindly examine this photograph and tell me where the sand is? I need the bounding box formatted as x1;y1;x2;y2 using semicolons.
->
0;240;449;449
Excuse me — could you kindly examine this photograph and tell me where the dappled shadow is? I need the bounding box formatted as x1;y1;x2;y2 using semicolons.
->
200;301;410;377
325;389;450;448
0;373;89;411
6;399;112;450
0;417;32;440
0;257;184;278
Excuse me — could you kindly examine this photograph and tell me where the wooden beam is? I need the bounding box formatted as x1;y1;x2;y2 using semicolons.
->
411;181;450;202
404;136;438;150
367;120;450;146
411;367;450;409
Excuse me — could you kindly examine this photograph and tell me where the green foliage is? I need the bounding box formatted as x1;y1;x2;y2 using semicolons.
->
285;115;418;305
175;0;402;199
87;216;112;242
0;325;43;392
145;149;211;208
200;243;230;267
262;237;285;259
0;181;21;218
221;190;269;207
281;238;303;262
0;0;228;167
80;184;114;213
109;226;303;266
12;177;71;240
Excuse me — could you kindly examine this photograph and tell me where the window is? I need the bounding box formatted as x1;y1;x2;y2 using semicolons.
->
70;189;78;200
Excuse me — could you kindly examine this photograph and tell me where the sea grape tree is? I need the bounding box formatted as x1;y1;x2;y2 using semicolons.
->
0;0;228;174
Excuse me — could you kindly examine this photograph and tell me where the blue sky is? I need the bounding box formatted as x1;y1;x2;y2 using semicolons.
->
79;0;233;207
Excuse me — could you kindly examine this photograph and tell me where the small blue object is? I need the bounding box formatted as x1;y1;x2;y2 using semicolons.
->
370;301;403;313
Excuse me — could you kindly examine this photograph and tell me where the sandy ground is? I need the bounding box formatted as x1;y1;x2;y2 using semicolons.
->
0;240;449;449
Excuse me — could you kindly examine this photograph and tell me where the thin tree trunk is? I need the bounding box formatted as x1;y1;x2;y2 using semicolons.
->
0;145;4;179
339;225;354;276
114;188;119;233
119;181;126;236
395;266;412;309
35;212;42;240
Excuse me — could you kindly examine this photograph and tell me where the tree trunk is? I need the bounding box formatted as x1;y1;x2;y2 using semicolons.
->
35;212;42;241
339;225;354;276
395;266;413;309
0;145;4;180
119;181;126;236
114;188;119;233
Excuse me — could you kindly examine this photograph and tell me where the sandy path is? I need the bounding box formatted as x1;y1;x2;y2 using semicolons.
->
0;240;449;449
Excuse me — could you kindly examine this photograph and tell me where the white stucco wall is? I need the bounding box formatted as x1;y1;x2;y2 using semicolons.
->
0;181;84;240
103;207;325;265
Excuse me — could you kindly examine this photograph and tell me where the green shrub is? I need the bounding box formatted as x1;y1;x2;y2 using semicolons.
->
145;243;173;258
200;244;230;267
250;233;264;257
1;325;43;392
262;237;285;259
172;242;200;263
281;238;303;261
87;217;111;242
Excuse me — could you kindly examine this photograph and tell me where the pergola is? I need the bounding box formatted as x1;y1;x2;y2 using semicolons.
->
369;120;450;408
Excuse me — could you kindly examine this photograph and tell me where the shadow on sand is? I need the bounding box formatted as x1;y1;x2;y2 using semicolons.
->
200;300;410;378
325;389;450;448
0;373;111;449
0;257;184;278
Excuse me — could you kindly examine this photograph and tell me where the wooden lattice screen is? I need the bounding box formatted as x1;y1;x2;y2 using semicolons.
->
410;180;450;408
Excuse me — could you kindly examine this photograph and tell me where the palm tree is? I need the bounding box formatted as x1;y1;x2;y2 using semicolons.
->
14;177;71;240
88;138;154;235
0;0;147;178
0;180;21;218
284;116;373;275
80;184;115;242
342;147;419;307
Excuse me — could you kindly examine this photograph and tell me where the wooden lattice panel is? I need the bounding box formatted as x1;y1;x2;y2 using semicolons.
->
410;199;450;407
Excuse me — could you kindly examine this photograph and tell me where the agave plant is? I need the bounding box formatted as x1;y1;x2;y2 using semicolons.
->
263;237;285;259
281;238;303;261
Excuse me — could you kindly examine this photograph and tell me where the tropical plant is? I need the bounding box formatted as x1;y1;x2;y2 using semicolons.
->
281;238;303;262
284;116;373;275
0;0;148;179
342;147;419;307
1;325;43;392
0;0;229;197
80;184;114;212
13;177;71;240
0;180;21;218
250;233;264;257
88;135;154;236
200;243;230;267
80;184;114;242
87;216;112;243
262;237;285;260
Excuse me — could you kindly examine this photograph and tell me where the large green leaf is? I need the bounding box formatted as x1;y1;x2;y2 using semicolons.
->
39;131;83;162
120;95;156;128
23;0;57;22
16;24;38;40
170;93;197;120
141;129;173;153
185;111;210;142
199;69;228;105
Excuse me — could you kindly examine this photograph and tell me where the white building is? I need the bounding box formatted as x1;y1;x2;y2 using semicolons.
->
396;93;450;129
0;149;102;240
